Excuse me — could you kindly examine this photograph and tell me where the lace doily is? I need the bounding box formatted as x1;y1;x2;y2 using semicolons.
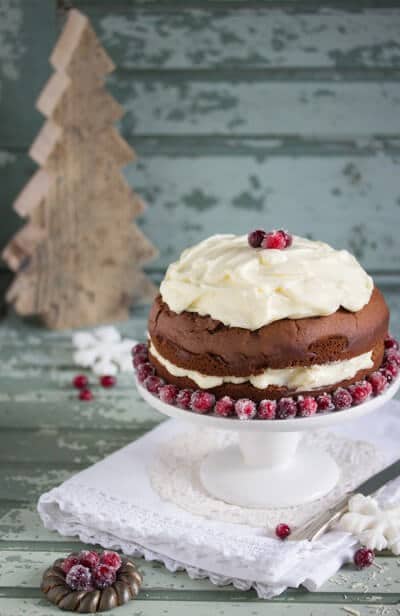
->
150;429;384;531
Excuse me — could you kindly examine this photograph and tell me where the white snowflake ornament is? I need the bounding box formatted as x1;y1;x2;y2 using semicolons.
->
337;494;400;554
73;326;137;375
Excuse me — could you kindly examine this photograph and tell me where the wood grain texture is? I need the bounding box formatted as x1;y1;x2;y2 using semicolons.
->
91;6;400;70
0;313;398;613
3;8;158;328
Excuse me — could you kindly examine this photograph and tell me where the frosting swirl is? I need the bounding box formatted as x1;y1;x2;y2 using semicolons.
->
160;234;374;330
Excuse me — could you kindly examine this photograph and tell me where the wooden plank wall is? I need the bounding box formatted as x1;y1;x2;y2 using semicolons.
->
0;0;399;305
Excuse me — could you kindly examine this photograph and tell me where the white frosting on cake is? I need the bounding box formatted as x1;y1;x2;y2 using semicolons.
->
160;234;373;330
149;342;373;392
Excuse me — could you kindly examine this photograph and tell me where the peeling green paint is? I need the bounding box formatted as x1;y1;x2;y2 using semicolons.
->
182;189;217;211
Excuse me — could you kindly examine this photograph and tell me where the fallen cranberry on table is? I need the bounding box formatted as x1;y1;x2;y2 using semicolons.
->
354;547;374;569
73;374;88;389
100;374;117;388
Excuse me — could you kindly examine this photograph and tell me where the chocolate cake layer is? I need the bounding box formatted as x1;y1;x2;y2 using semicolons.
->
149;340;384;401
148;287;389;376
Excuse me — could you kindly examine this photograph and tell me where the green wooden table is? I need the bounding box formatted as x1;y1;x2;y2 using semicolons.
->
0;308;399;615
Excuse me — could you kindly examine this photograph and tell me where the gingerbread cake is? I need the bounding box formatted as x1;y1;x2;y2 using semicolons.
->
134;230;398;419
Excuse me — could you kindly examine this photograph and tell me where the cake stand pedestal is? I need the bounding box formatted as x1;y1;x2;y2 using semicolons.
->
136;377;400;508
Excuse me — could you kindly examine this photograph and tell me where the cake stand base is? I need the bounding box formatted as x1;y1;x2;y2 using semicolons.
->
200;432;340;508
136;374;400;509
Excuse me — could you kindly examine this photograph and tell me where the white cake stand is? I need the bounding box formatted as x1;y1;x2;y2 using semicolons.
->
136;376;400;508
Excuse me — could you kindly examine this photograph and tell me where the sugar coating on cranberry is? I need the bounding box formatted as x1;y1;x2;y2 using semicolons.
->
62;554;80;574
348;381;372;405
354;547;374;569
258;399;277;420
78;550;100;570
132;343;148;357
276;397;297;419
176;388;193;409
100;551;122;571
133;354;148;368
144;375;165;394
190;390;215;413
235;398;257;420
368;371;388;395
92;563;116;590
73;374;88;390
137;362;155;383
385;348;400;366
384;336;399;351
248;229;266;248
275;523;291;540
159;384;179;405
316;392;334;412
280;229;293;247
333;387;353;410
79;388;93;401
261;230;287;250
215;396;235;417
65;564;93;591
297;395;318;417
384;359;399;378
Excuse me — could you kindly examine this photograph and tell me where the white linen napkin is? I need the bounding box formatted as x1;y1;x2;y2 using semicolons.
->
38;401;400;599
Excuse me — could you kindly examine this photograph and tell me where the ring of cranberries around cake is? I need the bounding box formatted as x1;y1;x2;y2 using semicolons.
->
132;336;399;420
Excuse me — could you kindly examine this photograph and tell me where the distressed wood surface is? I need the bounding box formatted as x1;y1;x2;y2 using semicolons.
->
0;3;399;610
0;0;399;284
0;312;399;613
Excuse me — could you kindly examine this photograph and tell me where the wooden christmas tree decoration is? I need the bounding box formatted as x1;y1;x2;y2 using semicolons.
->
2;9;158;329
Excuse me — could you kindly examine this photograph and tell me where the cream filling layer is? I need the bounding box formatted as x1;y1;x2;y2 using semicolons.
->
149;342;373;392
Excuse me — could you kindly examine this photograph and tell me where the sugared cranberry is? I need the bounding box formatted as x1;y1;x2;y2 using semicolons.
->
133;353;148;368
258;399;277;420
144;375;164;394
215;396;235;417
280;229;293;247
381;368;394;383
159;384;179;405
100;551;122;571
275;523;291;540
137;362;155;383
235;398;257;420
383;360;399;380
385;348;400;366
316;392;334;412
132;343;148;357
176;388;193;409
261;230;287;250
348;381;372;406
333;387;353;410
297;395;318;417
79;388;93;401
190;390;215;413
62;554;80;574
276;397;297;419
78;550;100;570
384;336;399;351
66;564;93;591
100;375;116;388
367;371;388;395
92;563;116;589
354;547;374;569
73;374;88;389
248;229;266;248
